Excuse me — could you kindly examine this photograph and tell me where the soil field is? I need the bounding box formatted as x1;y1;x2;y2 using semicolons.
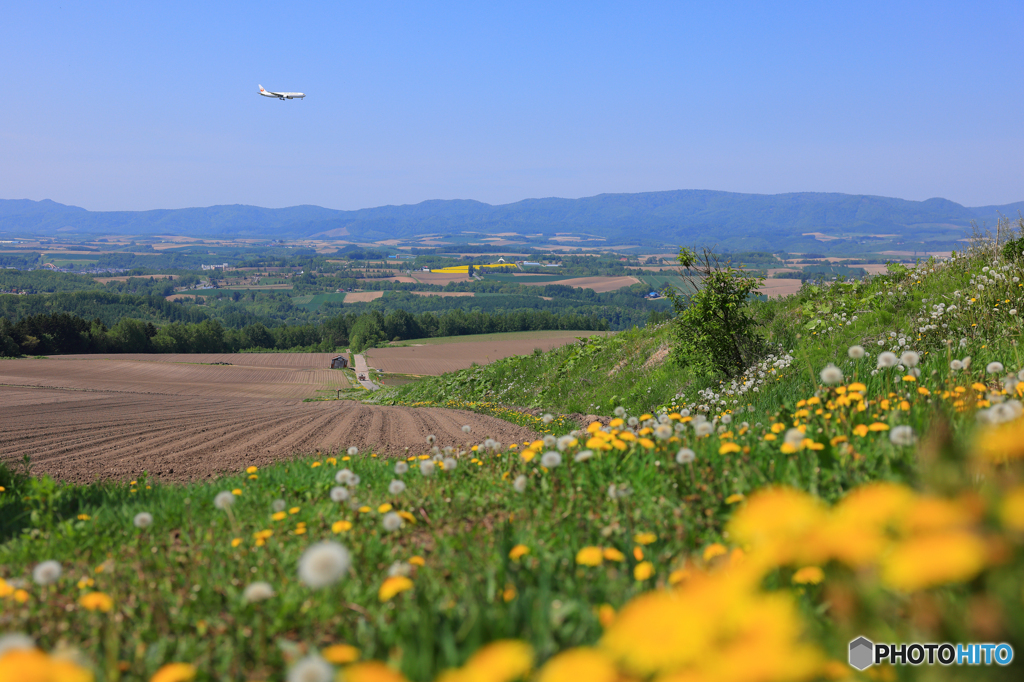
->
55;353;341;368
0;355;539;482
344;291;384;303
756;279;804;298
520;276;639;292
94;274;177;284
411;272;475;285
365;331;609;375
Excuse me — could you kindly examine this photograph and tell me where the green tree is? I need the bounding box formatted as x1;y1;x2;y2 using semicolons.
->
667;246;765;377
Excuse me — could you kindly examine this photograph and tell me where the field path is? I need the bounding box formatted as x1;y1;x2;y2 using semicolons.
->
352;354;379;391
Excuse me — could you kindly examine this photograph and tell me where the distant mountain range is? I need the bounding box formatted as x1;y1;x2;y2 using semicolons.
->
2;191;1021;250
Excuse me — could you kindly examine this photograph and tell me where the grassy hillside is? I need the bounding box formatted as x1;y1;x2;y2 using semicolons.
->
3;237;1024;680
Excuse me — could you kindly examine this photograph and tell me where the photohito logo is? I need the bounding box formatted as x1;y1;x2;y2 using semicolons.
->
849;636;1013;669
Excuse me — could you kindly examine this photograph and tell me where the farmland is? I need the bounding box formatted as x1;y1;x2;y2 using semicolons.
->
364;330;610;375
0;354;541;482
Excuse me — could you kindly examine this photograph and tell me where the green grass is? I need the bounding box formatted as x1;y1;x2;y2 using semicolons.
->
4;244;1024;680
386;330;610;347
481;273;566;283
294;292;347;310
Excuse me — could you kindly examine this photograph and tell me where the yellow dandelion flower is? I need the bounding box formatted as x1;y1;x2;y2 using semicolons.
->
719;442;741;454
634;532;657;545
764;433;777;441
536;648;618;682
409;555;425;566
13;589;29;603
231;538;242;548
521;449;537;463
633;547;644;561
602;547;625;562
509;544;530;561
271;511;287;521
378;575;414;601
321;643;360;664
231;489;242;496
248;475;257;480
288;507;300;514
1001;486;1024;531
853;424;869;437
341;661;410;682
702;543;728;562
77;514;91;521
455;640;533;682
358;506;371;513
78;591;114;612
332;520;352;533
503;584;517;602
598;603;616;627
881;531;987;592
638;437;656;448
668;566;691;586
377;503;393;514
311;461;321;468
725;493;745;504
150;662;197;682
245;466;257;474
397;511;416;525
633;561;654;581
76;577;94;590
791;566;824;585
575;546;604;566
868;422;890;432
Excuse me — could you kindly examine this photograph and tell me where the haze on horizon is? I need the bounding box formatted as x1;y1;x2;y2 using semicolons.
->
3;1;1022;213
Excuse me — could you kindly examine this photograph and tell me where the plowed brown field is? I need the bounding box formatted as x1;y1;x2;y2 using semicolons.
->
0;355;538;482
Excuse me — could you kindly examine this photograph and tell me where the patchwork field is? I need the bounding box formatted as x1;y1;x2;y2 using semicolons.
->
343;291;384;303
520;275;640;292
0;354;539;482
365;330;610;375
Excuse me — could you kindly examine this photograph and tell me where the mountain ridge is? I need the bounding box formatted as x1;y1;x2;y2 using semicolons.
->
2;190;1021;248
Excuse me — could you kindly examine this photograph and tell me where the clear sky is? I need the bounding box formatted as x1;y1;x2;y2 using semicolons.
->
3;1;1022;211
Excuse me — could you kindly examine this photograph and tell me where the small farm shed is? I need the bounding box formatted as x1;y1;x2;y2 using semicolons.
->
331;355;348;369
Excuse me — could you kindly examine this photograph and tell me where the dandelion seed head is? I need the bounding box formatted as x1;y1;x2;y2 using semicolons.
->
420;460;436;477
889;425;916;447
900;351;920;368
330;486;350;503
133;512;153;529
541;451;562;468
335;469;355;485
541;413;554;424
0;633;35;658
388;561;411;577
286;655;334;682
461;424;472;434
388;479;407;495
214;491;235;510
442;457;457;471
394;461;408;475
382;512;404;532
574;450;594;462
243;581;275;603
950;360;963;371
694;422;714;437
819;364;843;385
720;414;732;425
676;448;695;464
542;435;557;448
987;361;1005;374
556;435;575;451
627;417;639;427
32;560;61;586
513;474;528;493
877;352;899;369
613;406;626;418
297;542;351;589
784;429;804;448
347;447;359;456
272;499;287;512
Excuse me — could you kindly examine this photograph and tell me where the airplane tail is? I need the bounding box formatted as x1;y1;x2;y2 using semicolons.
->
258;84;265;93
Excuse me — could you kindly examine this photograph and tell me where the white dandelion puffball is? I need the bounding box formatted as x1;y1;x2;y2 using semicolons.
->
541;451;562;468
133;512;153;529
214;491;235;510
676;448;696;464
889;426;916;447
654;424;673;440
388;479;407;495
32;560;62;586
394;461;409;475
543;435;557;447
442;457;457;471
721;414;732;425
420;460;436;477
425;434;436;445
286;654;334;682
848;345;865;359
382;512;404;532
243;581;275;603
962;357;972;370
557;435;575;451
877;352;898;369
272;499;287;512
461;424;472;434
574;450;594;463
542;413;554;424
784;429;805;448
0;633;35;657
388;561;412;577
819;364;843;385
335;469;355;485
330;486;350;503
694;422;714;437
950;360;963;371
513;474;528;493
347;446;359;456
899;351;920;368
613;406;626;417
298;542;351;589
987;361;1005;374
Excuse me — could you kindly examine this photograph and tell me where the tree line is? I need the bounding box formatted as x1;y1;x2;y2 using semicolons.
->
0;308;608;357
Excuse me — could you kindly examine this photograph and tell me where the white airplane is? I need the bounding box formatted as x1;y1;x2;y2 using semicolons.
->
258;84;305;100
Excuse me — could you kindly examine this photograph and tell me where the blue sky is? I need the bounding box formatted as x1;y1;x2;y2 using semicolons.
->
3;1;1022;211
